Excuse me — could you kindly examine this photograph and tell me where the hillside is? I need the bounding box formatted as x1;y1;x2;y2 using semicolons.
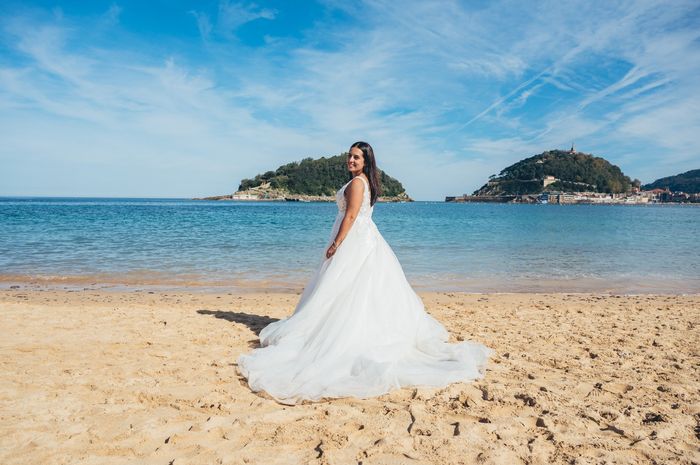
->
238;154;407;197
473;150;635;195
642;169;700;193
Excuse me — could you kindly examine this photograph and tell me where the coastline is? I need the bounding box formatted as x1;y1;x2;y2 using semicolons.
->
1;287;698;464
1;272;698;295
192;194;413;202
3;199;698;298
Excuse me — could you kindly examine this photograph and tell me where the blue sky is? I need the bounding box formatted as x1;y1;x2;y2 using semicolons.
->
1;0;699;200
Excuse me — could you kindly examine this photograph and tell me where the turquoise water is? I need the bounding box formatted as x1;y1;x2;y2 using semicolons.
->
0;197;698;293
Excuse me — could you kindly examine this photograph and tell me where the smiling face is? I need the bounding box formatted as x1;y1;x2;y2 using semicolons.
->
347;147;365;175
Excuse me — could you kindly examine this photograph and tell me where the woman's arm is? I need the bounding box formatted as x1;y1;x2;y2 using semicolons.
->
326;177;364;258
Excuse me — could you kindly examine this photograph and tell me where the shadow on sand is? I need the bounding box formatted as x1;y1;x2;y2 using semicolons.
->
197;309;279;336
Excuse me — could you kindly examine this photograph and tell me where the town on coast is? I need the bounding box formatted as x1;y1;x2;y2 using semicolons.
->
445;187;699;204
446;147;699;204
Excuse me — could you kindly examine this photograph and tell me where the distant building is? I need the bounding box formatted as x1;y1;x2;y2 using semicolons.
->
561;193;575;203
232;192;258;200
644;188;672;202
543;175;557;187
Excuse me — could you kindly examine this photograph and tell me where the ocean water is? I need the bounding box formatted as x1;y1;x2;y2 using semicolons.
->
0;197;698;293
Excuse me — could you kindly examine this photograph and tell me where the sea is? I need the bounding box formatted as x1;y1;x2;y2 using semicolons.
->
0;197;698;294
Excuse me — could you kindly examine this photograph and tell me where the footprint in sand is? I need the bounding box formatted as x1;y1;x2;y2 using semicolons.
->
604;382;634;395
514;393;537;407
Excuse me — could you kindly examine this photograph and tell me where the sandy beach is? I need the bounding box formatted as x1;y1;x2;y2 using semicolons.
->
0;287;698;464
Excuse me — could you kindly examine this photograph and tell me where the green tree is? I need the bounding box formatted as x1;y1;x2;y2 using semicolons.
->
473;150;633;195
237;153;407;196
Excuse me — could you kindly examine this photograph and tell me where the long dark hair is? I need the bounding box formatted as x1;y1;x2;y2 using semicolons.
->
350;141;382;206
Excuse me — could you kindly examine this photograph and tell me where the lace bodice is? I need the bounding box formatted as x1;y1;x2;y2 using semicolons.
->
336;176;373;219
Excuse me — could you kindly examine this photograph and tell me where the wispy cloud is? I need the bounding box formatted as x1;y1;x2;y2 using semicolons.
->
1;0;699;199
191;1;278;41
102;3;122;26
190;11;213;40
218;1;277;30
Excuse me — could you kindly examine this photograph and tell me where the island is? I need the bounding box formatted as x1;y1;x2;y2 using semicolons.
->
642;169;700;195
194;154;412;202
446;146;699;204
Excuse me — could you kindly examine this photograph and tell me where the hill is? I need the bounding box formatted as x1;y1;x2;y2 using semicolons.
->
190;154;411;201
238;154;407;197
473;150;635;196
642;169;700;193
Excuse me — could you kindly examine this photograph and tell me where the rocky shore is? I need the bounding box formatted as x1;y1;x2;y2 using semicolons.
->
194;187;413;203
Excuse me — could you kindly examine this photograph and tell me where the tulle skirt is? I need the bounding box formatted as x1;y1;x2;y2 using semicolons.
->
237;214;492;404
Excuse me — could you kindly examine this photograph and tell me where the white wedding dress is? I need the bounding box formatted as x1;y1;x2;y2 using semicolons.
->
237;176;492;404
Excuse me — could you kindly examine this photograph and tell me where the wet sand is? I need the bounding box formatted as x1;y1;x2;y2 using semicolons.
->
0;288;698;464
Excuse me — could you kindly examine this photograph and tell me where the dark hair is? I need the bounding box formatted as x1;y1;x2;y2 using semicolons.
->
350;141;382;206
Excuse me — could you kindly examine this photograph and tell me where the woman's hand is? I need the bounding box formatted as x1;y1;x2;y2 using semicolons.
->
326;241;338;259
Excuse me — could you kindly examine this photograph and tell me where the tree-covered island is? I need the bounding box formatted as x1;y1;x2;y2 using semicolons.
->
642;169;700;194
195;154;412;202
447;147;699;204
472;149;636;196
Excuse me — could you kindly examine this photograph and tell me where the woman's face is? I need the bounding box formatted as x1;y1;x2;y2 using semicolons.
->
347;147;365;174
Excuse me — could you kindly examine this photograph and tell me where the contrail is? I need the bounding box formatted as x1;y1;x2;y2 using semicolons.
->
451;68;548;134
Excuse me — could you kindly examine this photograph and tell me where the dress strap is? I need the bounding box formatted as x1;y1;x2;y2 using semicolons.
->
354;175;370;194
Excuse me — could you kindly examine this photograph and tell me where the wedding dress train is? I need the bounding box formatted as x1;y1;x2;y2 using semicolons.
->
237;176;492;404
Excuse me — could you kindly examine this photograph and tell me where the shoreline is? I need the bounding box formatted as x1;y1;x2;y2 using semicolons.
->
1;288;698;464
1;273;698;296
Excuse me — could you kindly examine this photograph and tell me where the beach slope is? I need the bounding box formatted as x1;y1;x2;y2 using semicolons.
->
0;289;698;464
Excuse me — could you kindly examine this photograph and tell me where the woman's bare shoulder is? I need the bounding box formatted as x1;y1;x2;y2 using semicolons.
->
345;176;366;196
352;175;370;186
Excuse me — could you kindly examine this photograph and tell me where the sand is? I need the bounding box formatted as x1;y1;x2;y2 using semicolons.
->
0;288;698;464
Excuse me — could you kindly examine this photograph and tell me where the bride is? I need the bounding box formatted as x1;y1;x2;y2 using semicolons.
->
237;141;492;404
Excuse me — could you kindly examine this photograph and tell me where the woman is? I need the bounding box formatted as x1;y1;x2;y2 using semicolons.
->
237;142;492;404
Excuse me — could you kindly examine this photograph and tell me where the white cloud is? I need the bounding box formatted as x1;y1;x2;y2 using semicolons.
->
1;0;699;198
191;1;278;40
190;11;212;40
102;3;122;26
